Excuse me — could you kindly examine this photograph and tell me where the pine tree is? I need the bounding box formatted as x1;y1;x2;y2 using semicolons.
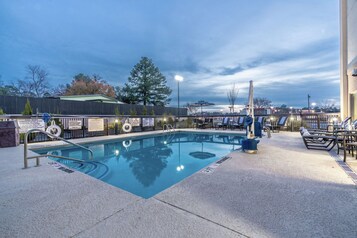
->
142;106;147;115
114;106;120;116
130;109;137;116
22;99;33;115
123;57;172;106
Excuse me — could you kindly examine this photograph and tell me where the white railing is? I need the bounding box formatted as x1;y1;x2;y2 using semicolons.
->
163;124;175;132
24;129;94;169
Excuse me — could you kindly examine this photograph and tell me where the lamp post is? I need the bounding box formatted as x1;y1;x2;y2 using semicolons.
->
289;107;293;132
270;116;275;132
175;75;183;128
290;116;294;132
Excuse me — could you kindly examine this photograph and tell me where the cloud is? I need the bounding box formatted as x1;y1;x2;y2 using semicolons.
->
0;0;340;108
172;36;339;108
219;65;245;76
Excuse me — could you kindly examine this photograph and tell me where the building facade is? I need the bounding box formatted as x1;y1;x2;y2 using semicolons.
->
340;0;357;119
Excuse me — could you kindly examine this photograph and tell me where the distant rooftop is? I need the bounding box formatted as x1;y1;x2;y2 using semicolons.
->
59;94;125;104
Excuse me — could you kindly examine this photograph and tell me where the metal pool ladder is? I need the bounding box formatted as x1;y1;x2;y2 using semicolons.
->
163;124;175;132
23;129;94;169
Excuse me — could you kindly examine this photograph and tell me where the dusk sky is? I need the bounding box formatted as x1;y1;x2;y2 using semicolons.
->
0;0;340;111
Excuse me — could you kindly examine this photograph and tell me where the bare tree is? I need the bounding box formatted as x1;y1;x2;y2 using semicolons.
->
185;103;199;115
52;84;68;96
227;83;239;113
320;99;338;112
17;79;34;96
254;97;272;108
18;65;50;97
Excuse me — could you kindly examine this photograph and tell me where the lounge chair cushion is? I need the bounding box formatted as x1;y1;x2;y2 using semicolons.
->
303;131;311;136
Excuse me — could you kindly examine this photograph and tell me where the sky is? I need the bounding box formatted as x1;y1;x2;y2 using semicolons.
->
0;0;340;111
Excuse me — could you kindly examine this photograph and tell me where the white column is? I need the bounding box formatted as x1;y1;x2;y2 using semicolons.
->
340;0;349;119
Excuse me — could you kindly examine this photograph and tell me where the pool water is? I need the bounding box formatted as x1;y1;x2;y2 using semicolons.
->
34;132;244;198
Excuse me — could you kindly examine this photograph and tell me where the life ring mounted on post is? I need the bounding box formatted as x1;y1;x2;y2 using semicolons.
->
122;122;132;133
46;121;62;138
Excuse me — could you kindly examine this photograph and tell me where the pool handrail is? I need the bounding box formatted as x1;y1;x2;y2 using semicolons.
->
163;123;174;132
24;128;94;169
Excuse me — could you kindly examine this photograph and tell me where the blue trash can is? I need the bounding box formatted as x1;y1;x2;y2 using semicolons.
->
254;121;262;138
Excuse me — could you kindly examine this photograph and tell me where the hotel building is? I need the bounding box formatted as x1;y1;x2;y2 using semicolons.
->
340;0;357;119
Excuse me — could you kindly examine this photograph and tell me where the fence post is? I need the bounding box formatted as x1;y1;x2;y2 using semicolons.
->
153;117;156;131
82;118;85;138
317;115;320;129
106;119;109;135
140;116;143;132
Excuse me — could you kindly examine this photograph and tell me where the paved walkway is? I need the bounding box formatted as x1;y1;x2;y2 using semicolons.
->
0;131;356;237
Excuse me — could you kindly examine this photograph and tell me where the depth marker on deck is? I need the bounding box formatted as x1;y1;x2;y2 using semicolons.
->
201;156;232;174
48;161;75;174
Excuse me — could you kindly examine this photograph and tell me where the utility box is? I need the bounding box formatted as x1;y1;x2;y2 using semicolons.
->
0;121;20;147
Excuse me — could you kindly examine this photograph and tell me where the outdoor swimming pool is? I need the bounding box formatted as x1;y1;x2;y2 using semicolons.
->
34;132;244;198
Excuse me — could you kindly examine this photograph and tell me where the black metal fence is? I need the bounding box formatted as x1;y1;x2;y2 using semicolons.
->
0;112;341;144
0;115;176;144
299;113;340;129
0;95;187;116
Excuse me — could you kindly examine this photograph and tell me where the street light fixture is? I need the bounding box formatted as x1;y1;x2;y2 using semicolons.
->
175;75;183;128
311;102;316;113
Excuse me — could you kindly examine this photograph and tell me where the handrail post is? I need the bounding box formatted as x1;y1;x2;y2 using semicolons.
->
23;128;94;168
24;132;28;169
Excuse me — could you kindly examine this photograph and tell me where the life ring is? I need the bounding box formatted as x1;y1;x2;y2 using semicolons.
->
122;140;132;148
46;124;62;138
122;123;132;133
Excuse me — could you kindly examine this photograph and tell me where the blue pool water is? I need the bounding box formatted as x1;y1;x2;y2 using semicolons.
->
34;132;244;198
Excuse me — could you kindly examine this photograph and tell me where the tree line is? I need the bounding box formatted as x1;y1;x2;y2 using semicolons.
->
0;57;172;106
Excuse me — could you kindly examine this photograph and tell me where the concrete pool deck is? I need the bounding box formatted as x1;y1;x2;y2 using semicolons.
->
0;130;356;237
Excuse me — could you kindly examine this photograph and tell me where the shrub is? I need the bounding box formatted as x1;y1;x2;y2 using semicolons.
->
22;99;33;115
187;117;193;128
130;109;137;116
142;106;147;115
114;107;120;116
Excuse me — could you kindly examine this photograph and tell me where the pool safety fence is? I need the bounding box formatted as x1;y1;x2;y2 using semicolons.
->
0;95;187;116
0;112;340;144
